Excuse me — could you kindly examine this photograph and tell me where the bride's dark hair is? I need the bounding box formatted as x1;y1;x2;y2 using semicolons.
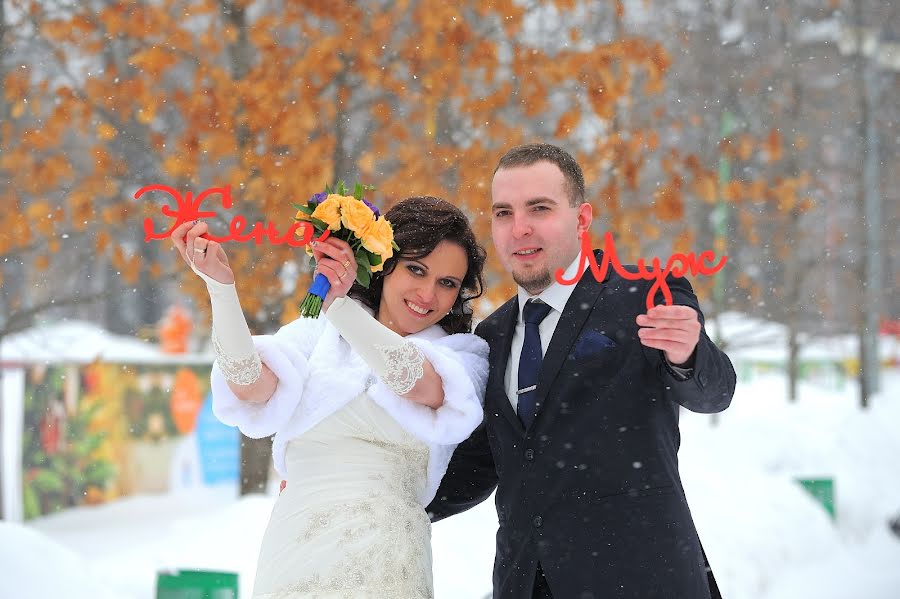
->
348;196;486;334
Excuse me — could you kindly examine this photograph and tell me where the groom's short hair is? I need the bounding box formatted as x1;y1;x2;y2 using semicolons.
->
494;143;585;207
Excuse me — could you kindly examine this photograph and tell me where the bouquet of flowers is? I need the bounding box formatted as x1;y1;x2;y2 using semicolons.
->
293;182;398;318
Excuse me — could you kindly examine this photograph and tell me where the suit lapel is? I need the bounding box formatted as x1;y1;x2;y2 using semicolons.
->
486;298;525;436
532;251;609;426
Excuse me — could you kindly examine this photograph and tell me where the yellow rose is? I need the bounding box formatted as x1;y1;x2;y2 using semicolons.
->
294;209;310;221
310;194;343;231
359;215;394;261
339;195;376;234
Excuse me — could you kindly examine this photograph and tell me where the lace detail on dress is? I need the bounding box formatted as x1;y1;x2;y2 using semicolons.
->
265;435;432;599
275;499;431;598
213;334;262;385
375;341;425;395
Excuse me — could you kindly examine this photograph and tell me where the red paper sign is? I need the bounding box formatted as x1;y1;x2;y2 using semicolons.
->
137;184;314;247
556;231;728;310
137;184;726;311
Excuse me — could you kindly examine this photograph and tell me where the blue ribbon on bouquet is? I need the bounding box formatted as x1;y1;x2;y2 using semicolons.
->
309;272;331;300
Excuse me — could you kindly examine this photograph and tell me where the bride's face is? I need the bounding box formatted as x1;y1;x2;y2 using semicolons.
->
377;240;468;336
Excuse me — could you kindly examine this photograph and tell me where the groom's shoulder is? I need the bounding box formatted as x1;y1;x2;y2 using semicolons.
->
474;296;517;339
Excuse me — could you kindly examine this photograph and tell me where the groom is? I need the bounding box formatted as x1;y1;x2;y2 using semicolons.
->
427;143;736;598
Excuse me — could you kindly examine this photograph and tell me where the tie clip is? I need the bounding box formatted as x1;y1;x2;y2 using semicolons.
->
516;385;537;395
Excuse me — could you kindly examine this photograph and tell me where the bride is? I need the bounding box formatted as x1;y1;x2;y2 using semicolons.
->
170;196;489;598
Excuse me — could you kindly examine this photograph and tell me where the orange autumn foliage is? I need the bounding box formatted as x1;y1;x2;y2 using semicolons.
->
2;0;717;328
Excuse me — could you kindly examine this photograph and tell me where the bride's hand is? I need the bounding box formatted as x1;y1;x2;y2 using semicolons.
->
311;238;357;309
171;220;235;285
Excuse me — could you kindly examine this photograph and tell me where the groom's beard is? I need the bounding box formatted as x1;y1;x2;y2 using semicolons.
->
513;268;552;296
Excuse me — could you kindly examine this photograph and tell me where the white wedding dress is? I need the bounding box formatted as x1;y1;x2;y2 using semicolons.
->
251;391;434;599
209;311;489;599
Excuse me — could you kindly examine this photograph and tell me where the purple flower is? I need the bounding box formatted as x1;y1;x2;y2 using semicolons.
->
362;198;380;218
310;191;328;204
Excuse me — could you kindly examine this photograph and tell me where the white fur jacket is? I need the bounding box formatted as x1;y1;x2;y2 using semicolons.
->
210;312;489;506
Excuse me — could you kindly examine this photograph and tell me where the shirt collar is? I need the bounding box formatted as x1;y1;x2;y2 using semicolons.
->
516;255;586;322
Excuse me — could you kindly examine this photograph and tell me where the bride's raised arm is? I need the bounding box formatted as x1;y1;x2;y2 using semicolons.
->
170;219;280;404
172;219;325;441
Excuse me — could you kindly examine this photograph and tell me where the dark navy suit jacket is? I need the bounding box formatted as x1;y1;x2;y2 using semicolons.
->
428;251;736;598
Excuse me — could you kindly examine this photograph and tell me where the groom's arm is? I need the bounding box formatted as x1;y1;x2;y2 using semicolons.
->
642;275;737;414
426;420;498;522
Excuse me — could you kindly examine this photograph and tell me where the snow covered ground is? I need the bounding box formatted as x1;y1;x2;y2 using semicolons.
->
3;369;898;598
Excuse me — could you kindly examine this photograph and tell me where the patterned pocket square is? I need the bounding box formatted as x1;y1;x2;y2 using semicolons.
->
573;330;617;359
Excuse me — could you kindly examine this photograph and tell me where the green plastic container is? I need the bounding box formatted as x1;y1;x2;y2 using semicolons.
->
156;569;239;599
796;477;836;521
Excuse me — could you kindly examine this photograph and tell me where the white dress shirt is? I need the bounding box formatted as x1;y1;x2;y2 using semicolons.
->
504;256;586;414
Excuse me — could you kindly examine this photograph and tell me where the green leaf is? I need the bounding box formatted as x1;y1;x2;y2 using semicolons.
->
356;251;371;268
80;401;103;420
84;460;116;486
391;240;400;251
353;182;364;200
76;433;106;456
356;264;371;288
309;217;329;231
293;204;314;215
23;486;41;520
32;469;65;493
334;229;353;243
368;252;382;266
48;455;65;473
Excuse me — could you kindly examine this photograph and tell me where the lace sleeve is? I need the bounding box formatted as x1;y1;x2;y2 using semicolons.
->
213;333;262;385
375;341;425;395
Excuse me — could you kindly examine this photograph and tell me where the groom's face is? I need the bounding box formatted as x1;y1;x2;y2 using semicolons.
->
491;161;592;295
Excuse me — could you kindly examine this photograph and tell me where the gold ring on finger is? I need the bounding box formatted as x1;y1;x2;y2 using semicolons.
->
342;259;351;268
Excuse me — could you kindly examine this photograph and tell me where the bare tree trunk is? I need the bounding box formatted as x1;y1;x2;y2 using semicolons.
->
784;0;802;402
216;0;273;495
331;62;359;184
852;0;883;408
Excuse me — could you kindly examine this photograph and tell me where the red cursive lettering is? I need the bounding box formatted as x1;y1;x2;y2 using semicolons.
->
556;231;728;310
137;184;315;247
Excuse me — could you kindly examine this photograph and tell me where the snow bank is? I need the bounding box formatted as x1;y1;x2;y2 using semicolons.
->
0;521;118;599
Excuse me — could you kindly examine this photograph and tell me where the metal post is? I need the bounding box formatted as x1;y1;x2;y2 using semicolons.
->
713;108;734;335
710;109;734;427
861;50;882;399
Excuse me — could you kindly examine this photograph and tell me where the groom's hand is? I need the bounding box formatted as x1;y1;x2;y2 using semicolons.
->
636;305;700;367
